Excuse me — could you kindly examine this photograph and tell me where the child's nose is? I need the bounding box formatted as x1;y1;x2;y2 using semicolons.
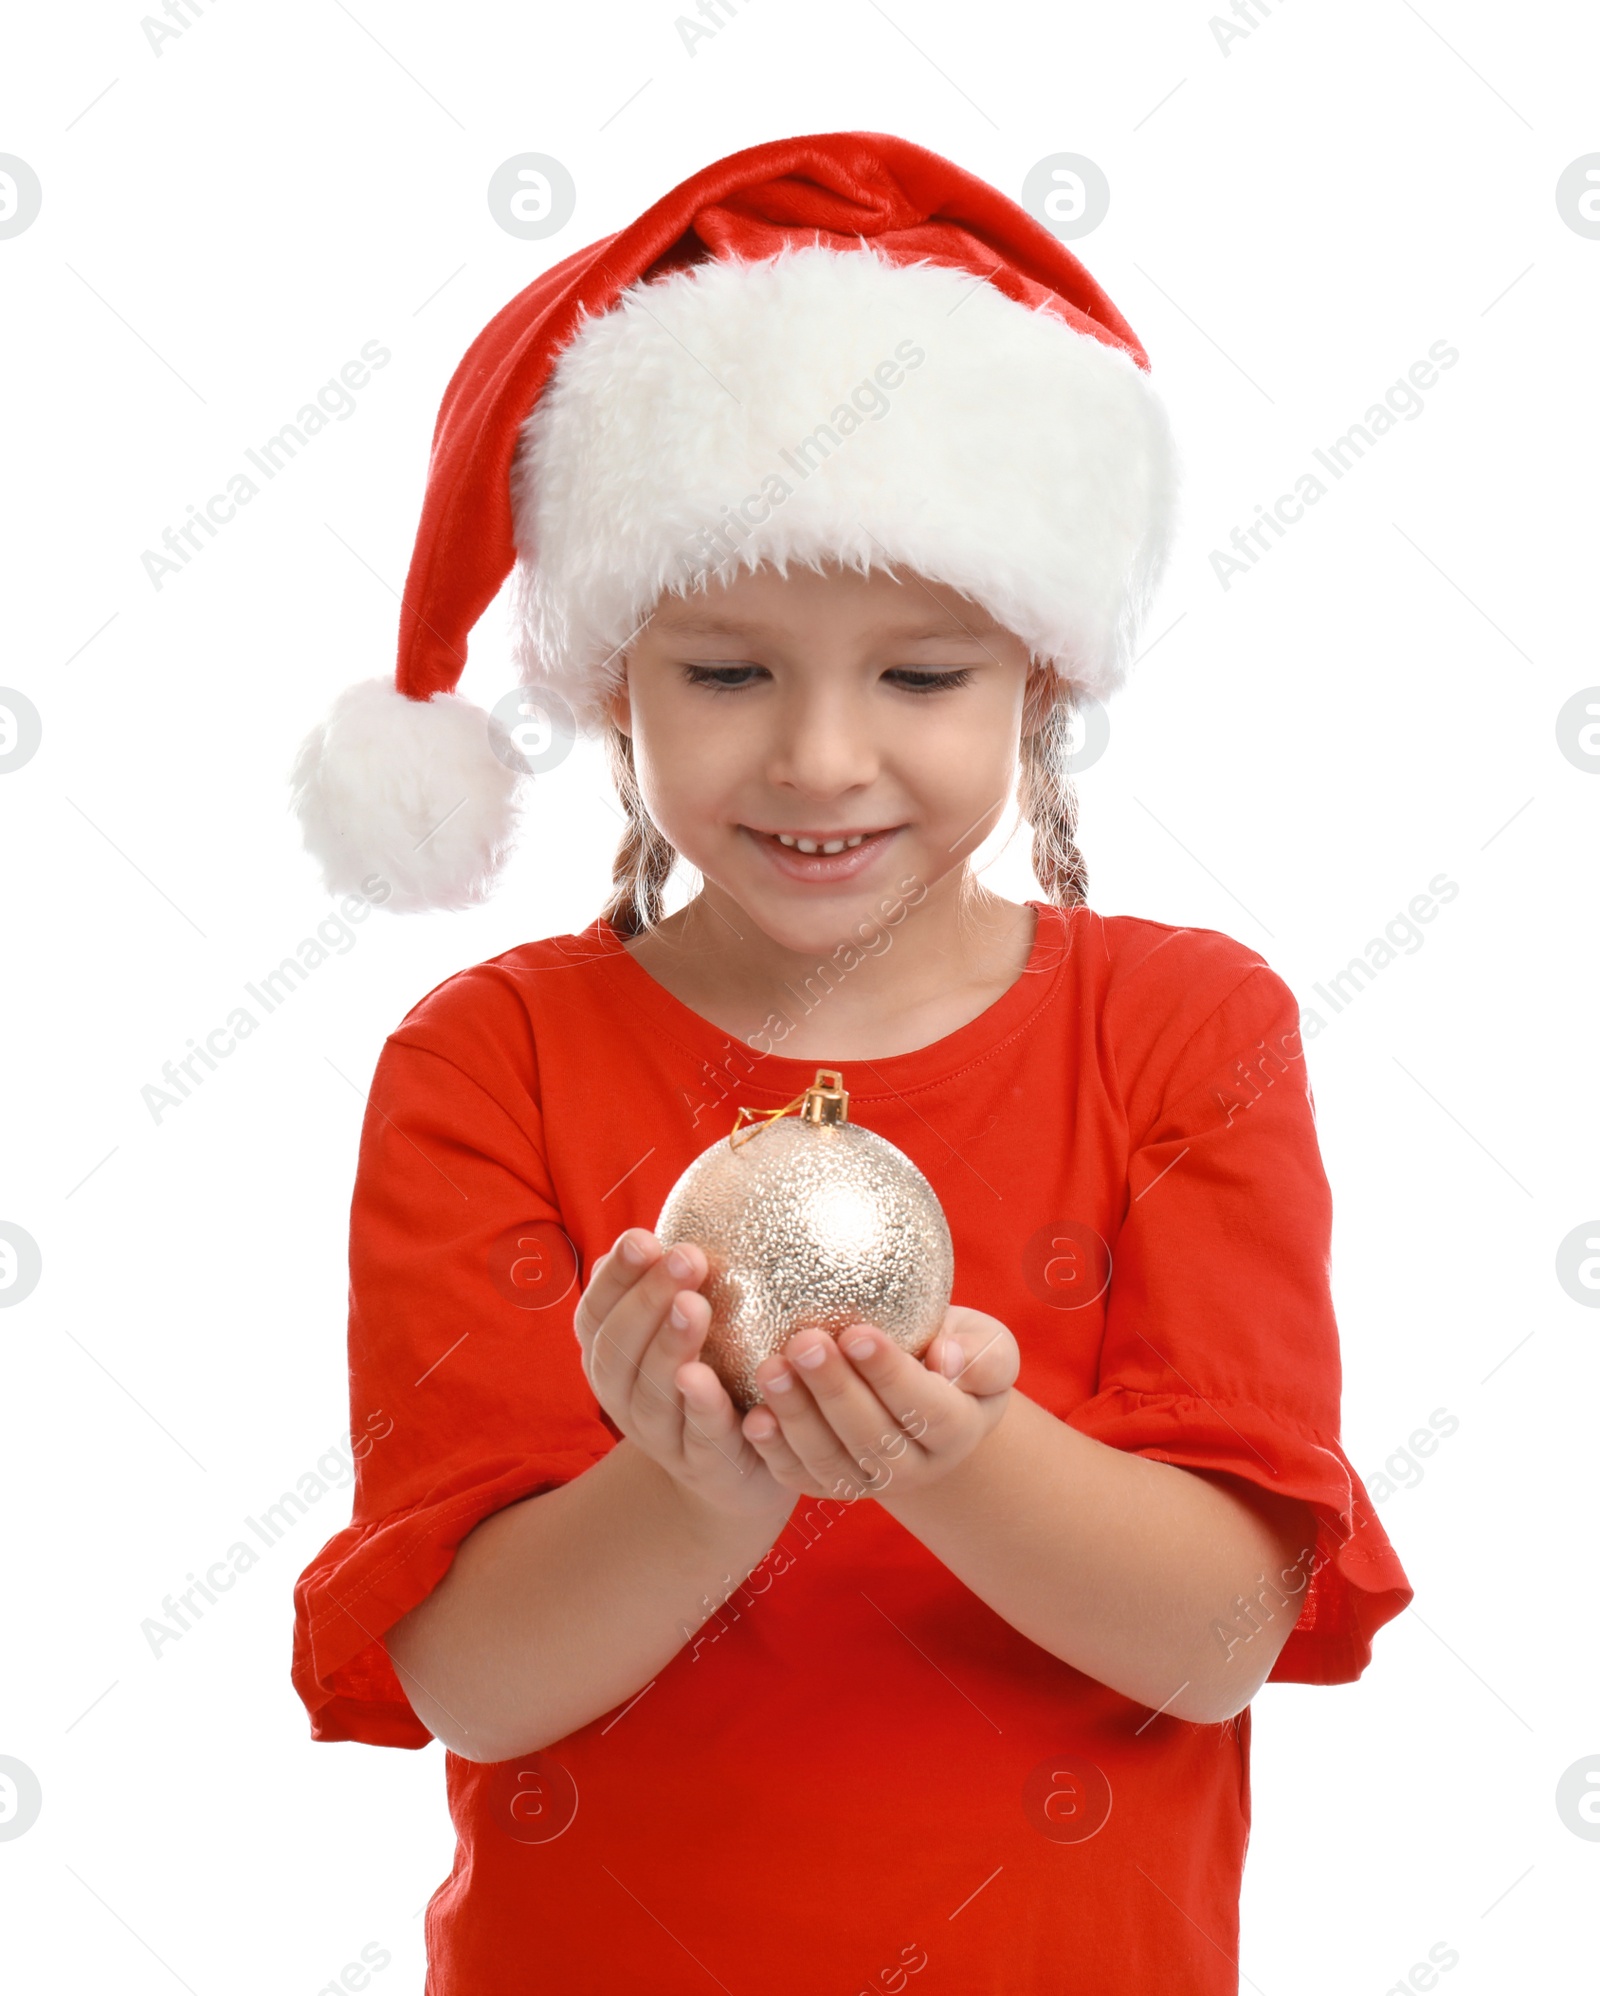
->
763;692;882;797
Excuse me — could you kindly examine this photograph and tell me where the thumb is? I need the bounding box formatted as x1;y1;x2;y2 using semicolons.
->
927;1308;1018;1397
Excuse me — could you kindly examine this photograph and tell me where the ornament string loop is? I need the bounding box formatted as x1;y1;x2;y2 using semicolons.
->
729;1069;849;1149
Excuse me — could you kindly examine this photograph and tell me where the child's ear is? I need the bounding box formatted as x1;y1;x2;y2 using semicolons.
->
606;675;634;738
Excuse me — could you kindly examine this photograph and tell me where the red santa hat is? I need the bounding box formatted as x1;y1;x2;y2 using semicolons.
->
290;130;1179;913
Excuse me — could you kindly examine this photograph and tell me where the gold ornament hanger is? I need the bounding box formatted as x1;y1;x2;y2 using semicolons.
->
729;1069;850;1150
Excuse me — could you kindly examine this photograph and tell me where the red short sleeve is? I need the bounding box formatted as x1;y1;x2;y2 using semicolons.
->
1066;963;1413;1685
291;980;616;1747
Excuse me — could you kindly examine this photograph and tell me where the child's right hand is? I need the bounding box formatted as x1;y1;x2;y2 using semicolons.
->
574;1229;792;1522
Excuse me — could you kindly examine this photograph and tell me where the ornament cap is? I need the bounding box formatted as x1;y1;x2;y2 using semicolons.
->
801;1069;849;1126
730;1068;851;1148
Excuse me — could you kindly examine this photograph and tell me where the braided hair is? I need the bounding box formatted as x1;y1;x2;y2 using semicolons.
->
1016;676;1090;911
598;723;678;939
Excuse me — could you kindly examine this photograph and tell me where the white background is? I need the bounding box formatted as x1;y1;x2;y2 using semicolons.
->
2;2;1596;1991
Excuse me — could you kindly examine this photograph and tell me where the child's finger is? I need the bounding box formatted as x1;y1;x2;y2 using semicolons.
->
676;1358;762;1474
573;1229;662;1360
739;1398;814;1488
929;1309;1019;1397
753;1335;899;1496
582;1240;706;1407
630;1285;718;1430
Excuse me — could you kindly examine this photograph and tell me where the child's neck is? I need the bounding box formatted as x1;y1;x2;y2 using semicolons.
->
621;883;1039;1062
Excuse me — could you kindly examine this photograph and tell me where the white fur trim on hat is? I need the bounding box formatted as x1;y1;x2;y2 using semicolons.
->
289;678;522;914
509;243;1179;726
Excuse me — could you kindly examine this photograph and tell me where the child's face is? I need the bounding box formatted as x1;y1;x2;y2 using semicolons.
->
609;560;1043;953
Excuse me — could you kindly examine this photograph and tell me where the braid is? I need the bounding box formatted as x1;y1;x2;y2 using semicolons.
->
599;720;678;938
1017;681;1089;909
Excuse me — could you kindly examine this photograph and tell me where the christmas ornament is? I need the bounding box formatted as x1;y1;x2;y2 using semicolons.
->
655;1069;954;1410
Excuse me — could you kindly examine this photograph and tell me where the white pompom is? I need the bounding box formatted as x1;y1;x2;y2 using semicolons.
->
289;678;522;914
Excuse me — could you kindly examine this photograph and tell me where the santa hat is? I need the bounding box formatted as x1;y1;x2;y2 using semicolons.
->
290;130;1179;914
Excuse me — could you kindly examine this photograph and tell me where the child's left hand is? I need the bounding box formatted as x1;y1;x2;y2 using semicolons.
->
740;1307;1018;1503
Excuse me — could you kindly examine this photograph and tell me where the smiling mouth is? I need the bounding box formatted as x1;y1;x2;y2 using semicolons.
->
748;826;901;851
743;824;904;873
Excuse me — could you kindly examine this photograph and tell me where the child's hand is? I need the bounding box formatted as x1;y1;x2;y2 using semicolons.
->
738;1307;1018;1503
574;1230;792;1522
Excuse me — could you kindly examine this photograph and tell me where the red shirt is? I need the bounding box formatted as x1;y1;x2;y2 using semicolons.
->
292;900;1412;1995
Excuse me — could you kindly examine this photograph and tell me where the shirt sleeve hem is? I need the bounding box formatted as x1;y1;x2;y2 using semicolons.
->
292;1444;615;1748
308;1698;437;1750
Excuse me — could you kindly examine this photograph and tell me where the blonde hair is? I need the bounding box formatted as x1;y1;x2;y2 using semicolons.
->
598;668;1088;939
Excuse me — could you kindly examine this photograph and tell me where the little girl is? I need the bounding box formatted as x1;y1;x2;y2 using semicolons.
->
290;132;1412;1995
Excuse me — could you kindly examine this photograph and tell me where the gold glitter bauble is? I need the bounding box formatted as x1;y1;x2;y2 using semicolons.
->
655;1070;954;1410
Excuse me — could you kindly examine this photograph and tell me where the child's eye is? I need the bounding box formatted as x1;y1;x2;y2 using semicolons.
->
886;668;975;694
681;664;975;695
683;663;765;693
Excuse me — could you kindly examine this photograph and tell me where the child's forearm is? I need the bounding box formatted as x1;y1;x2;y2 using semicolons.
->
877;1391;1316;1724
384;1440;791;1762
